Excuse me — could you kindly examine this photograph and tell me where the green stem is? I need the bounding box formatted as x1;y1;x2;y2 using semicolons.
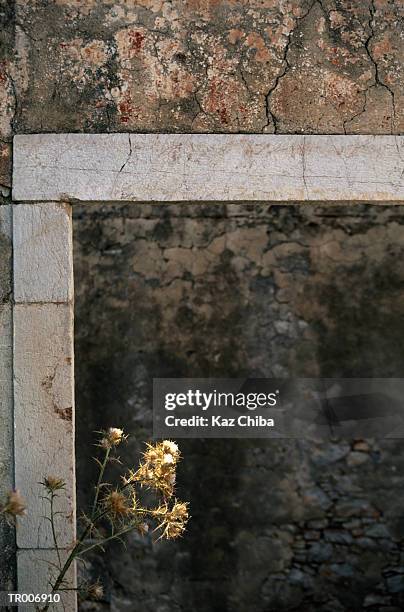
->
40;546;78;611
42;444;112;610
50;492;61;569
41;509;109;612
79;524;137;556
80;529;129;555
79;507;152;555
91;446;111;522
41;529;88;611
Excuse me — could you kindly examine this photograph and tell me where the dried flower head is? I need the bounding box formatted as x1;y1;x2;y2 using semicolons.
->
43;476;65;492
163;453;174;465
153;501;189;540
132;441;181;498
162;440;179;457
104;490;131;518
99;427;126;449
1;490;26;519
87;582;104;600
108;428;125;446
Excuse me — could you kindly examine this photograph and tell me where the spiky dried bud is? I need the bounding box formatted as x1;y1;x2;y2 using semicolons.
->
162;440;179;457
99;427;126;449
104;490;131;517
1;490;26;518
163;453;174;465
87;582;104;600
134;441;181;498
170;501;188;521
153;501;189;540
43;476;65;492
107;428;125;446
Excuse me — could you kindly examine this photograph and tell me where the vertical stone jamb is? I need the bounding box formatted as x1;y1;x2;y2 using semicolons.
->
0;203;16;592
13;202;76;610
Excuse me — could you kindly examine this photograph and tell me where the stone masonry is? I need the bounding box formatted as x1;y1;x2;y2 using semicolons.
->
1;1;404;610
74;203;404;611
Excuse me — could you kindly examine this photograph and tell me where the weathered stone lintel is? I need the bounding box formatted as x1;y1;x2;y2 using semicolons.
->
12;134;404;203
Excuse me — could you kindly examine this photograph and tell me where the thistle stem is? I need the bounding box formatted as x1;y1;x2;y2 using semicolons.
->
50;492;61;569
41;508;108;612
41;527;90;611
79;524;136;555
91;446;110;521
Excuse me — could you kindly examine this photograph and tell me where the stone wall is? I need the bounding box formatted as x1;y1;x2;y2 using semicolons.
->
74;203;404;611
0;205;14;593
1;2;404;183
1;0;404;609
1;1;404;188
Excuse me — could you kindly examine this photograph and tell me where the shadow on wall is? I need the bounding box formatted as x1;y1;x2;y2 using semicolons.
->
73;203;404;612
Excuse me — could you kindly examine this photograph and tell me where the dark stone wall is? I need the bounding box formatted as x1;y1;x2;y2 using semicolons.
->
74;203;404;612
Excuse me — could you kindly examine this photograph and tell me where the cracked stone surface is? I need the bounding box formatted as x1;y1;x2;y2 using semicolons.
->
1;0;404;201
74;203;404;611
13;133;404;202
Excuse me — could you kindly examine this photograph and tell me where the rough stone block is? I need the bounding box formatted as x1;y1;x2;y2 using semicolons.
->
0;303;13;495
13;203;73;304
0;206;12;495
0;204;11;303
17;549;76;611
0;205;14;590
14;303;75;549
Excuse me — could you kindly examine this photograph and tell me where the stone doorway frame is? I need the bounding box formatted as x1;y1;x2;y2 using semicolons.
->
9;133;404;608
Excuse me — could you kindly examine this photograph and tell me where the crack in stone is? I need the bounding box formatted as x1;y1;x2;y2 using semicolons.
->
362;0;396;133
119;134;133;173
301;136;309;198
264;1;317;134
5;70;18;138
263;0;396;135
343;90;368;135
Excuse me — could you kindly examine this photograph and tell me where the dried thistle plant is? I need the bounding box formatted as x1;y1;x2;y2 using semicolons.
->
0;489;27;524
1;430;188;610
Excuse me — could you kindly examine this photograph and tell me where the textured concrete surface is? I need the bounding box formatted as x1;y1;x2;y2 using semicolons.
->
12;134;404;202
74;203;404;611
